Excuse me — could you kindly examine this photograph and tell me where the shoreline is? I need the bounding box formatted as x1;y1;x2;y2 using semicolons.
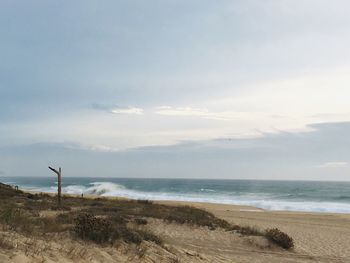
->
23;188;350;216
4;177;350;215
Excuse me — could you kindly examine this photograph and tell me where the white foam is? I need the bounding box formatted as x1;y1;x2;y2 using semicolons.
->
30;181;350;214
85;182;125;195
200;188;216;192
63;185;86;195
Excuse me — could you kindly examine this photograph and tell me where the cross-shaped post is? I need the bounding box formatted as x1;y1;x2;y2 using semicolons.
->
48;166;62;207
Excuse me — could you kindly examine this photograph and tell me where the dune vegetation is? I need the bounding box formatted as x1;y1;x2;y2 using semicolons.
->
0;182;294;262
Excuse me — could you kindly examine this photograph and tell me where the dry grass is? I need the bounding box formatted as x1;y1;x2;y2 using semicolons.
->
0;207;35;233
73;213;163;245
134;218;148;225
0;234;14;250
81;200;230;230
0;182;294;250
265;228;294;249
230;224;263;236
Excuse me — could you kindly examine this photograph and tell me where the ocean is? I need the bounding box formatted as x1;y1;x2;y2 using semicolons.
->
1;177;350;214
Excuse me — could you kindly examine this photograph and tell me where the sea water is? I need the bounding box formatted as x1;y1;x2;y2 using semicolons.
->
2;177;350;213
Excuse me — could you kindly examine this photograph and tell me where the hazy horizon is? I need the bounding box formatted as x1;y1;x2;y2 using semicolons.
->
2;175;350;183
1;1;350;181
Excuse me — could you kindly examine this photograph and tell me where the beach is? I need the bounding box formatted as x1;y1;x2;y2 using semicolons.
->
1;187;349;263
162;201;350;262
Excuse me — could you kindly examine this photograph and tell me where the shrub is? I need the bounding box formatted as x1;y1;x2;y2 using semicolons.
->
0;183;23;198
111;215;128;224
50;205;71;211
265;228;294;249
164;206;230;229
56;212;76;224
82;200;231;230
72;213;163;246
73;213;114;244
137;200;153;205
118;227;143;244
0;236;14;250
138;230;163;245
134;218;147;225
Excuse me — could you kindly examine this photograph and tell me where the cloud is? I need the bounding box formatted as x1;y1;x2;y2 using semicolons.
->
154;106;252;121
92;104;143;115
2;121;350;180
317;162;348;168
110;107;143;115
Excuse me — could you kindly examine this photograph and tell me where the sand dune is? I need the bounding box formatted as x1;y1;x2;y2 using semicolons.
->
1;194;349;263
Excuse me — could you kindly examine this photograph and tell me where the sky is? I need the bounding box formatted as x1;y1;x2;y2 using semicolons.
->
1;0;350;180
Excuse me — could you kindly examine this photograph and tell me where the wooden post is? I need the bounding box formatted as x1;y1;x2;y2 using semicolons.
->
58;167;62;206
49;166;62;207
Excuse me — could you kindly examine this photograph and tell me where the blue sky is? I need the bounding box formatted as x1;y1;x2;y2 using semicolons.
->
1;1;350;180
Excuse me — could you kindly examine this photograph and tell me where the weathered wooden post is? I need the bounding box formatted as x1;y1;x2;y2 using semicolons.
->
48;166;62;207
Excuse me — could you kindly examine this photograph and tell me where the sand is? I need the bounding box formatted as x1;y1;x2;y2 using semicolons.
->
1;196;349;263
160;201;350;262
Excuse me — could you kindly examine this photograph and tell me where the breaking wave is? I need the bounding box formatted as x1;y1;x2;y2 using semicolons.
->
28;182;350;214
8;177;349;214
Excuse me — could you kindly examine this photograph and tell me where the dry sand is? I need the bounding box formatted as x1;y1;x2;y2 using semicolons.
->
160;201;350;262
1;196;349;263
